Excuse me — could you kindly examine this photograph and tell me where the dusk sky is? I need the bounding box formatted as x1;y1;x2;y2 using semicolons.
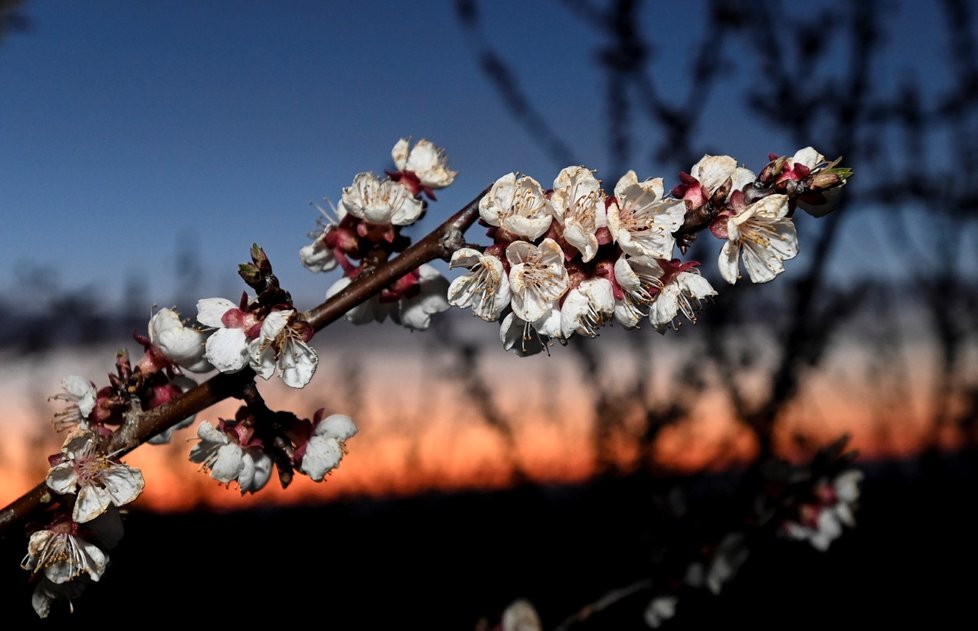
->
0;1;957;306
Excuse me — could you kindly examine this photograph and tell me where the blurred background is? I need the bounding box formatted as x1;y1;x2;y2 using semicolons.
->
1;0;976;627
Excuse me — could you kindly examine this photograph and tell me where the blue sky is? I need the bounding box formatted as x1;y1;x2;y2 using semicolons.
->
0;1;964;310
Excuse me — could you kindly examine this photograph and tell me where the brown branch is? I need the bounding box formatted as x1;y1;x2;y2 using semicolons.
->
0;187;489;538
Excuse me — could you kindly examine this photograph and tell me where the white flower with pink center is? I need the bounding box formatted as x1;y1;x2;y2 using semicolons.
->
51;375;97;432
45;433;144;523
189;421;273;495
718;194;798;284
560;278;615;338
507;238;570;323
248;309;318;389
612;255;665;329
197;296;261;374
391;138;457;192
341;171;423;226
608;171;685;259
21;522;108;585
298;412;357;482
479;172;553;240
448;248;511;321
148;307;211;373
648;260;716;332
551;166;607;262
784;469;863;551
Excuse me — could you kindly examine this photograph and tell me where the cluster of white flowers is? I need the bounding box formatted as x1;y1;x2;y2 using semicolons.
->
451;166;717;355
448;147;845;355
301;138;456;331
189;409;357;494
783;469;863;551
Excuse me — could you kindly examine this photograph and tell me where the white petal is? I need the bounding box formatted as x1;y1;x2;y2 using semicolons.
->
196;297;237;328
73;485;112;523
45;464;78;495
719;240;741;284
792;146;824;169
260;309;293;342
649;284;681;331
62;375;96;418
834;470;863;503
205;327;250;373
729;167;756;192
278;338;319;388
100;465;145;507
301;436;344;482
691;154;737;194
299;239;337;273
317;414;357;440
449;247;483;269
391;138;410;171
644;596;678;628
210;443;244;483
395;264;450;331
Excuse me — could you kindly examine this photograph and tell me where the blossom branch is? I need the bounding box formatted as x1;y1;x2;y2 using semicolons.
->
0;188;488;537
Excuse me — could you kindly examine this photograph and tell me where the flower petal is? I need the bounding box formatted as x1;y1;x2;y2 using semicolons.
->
196;298;237;328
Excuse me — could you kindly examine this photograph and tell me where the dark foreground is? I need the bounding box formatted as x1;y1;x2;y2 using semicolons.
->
2;454;976;628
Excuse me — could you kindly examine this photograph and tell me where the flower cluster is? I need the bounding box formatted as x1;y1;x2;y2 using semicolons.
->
781;469;863;551
301;138;455;330
447;148;848;355
190;405;357;494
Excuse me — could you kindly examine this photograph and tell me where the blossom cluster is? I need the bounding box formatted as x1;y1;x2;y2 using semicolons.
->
447;148;847;355
300;138;456;330
190;405;357;494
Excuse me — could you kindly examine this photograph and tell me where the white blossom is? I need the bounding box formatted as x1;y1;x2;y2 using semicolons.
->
46;433;144;523
499;310;561;357
149;308;211;372
479;172;553;240
691;154;738;197
507;238;569;323
300;414;357;482
448;248;511;321
784;470;863;551
189;422;273;495
648;268;716;333
608;171;684;259
248;309;319;388
197;297;257;374
392;264;450;331
613;256;665;329
51;375;97;431
644;596;678;628
299;237;337;273
560;278;615;338
551;166;606;262
21;527;108;585
718;194;798;284
342;172;423;226
502;599;542;631
391;138;457;190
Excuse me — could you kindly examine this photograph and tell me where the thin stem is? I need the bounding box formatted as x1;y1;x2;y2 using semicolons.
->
0;187;489;537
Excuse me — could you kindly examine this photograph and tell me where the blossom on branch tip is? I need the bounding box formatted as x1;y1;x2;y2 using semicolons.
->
499;309;561;356
148;307;211;373
608;171;685;259
507;238;569;323
189;421;273;495
298;412;357;482
390;138;457;196
716;193;797;284
479;172;553;240
551;166;607;262
448;248;511;321
46;433;144;523
341;172;423;226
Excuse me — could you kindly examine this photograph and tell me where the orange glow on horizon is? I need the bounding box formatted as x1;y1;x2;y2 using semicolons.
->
0;341;956;513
